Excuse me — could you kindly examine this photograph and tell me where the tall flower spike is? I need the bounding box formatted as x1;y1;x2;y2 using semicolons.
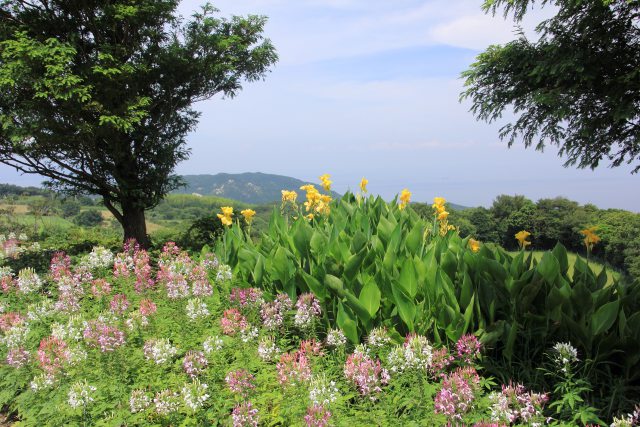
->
515;230;531;249
580;226;600;252
468;238;481;253
360;177;368;193
399;189;411;210
241;209;256;224
217;206;234;227
281;190;297;203
319;174;332;191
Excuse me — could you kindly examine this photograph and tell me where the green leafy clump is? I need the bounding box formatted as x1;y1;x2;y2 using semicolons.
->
219;191;640;417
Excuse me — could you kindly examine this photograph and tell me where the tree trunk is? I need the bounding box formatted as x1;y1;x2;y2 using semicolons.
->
121;203;151;248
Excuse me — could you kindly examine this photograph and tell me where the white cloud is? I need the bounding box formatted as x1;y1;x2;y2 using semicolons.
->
429;14;517;50
179;0;556;65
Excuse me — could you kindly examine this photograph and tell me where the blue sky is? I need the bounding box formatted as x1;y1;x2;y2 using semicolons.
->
1;0;638;211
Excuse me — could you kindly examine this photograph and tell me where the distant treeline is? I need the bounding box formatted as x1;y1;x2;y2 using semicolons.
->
0;183;50;197
414;195;640;279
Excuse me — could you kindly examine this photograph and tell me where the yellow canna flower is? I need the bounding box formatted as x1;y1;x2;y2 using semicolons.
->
217;213;233;227
217;206;234;226
432;197;446;208
360;178;368;193
400;189;412;204
319;174;332;191
306;213;314;221
300;184;316;193
320;194;332;204
281;190;298;203
307;190;321;202
437;210;449;221
240;209;256;223
580;226;600;252
304;200;313;212
399;188;411;210
468;238;481;253
515;230;531;249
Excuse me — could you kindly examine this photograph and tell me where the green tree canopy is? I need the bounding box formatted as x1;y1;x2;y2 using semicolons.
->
0;1;277;246
461;0;640;173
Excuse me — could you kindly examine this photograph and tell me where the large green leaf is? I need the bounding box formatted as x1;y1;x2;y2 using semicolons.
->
272;246;295;297
398;258;418;298
301;271;327;300
377;215;394;245
509;250;525;278
460;272;473;310
436;268;459;313
252;254;264;287
405;221;424;255
292;220;313;259
462;294;475;333
537;252;560;284
441;251;457;281
552;243;569;275
570;282;593;317
324;274;344;293
359;278;381;318
337;302;359;344
504;321;518;361
344;249;365;281
392;282;415;331
382;243;397;273
591;300;620;336
310;230;327;256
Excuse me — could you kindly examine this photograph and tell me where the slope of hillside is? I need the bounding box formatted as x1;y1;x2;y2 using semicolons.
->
175;173;337;204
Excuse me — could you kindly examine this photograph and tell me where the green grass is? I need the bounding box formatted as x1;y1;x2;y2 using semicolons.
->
509;250;620;285
2;213;74;230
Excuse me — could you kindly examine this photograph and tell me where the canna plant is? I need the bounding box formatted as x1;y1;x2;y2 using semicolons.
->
217;181;640;416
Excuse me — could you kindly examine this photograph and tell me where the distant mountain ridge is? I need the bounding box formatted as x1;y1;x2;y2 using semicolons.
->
174;172;333;204
174;173;470;209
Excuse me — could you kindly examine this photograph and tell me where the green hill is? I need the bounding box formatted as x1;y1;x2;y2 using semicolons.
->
174;173;338;204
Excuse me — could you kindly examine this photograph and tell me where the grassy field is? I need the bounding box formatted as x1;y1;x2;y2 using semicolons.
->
1;193;268;238
509;250;620;285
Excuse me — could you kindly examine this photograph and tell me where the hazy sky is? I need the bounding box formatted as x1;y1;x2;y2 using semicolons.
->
1;0;638;211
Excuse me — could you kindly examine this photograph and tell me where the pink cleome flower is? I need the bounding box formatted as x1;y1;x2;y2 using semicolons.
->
0;312;25;332
230;287;263;308
183;350;208;379
434;366;481;421
139;298;157;317
260;293;292;330
277;350;312;386
220;309;248;336
225;369;256;397
6;347;30;368
304;404;332;427
343;352;390;400
231;401;259;427
456;334;482;363
90;279;112;298
109;293;130;315
50;251;72;281
83;321;126;352
299;339;324;357
37;336;69;374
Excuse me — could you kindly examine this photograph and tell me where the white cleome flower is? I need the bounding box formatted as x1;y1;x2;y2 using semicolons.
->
67;380;97;408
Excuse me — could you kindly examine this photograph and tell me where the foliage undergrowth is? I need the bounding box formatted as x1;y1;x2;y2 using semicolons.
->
219;190;640;419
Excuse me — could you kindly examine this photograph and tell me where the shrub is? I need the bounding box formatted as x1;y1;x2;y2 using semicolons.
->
60;200;81;218
73;210;103;227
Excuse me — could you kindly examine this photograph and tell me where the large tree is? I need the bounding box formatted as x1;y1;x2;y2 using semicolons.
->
461;0;640;173
0;1;277;246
